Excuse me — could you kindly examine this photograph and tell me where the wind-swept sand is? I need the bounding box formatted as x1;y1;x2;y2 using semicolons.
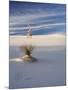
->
9;34;66;89
10;34;65;47
9;47;66;89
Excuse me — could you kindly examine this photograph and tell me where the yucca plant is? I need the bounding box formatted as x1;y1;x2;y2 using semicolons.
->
20;44;34;59
23;45;33;57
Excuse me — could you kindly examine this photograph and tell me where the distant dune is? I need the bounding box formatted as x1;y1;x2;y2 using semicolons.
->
10;34;65;47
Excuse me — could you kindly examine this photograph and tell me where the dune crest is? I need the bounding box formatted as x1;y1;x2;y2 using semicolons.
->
10;34;65;47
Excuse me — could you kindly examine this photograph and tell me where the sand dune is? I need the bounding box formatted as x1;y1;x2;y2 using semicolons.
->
10;34;65;47
9;34;66;89
9;46;66;89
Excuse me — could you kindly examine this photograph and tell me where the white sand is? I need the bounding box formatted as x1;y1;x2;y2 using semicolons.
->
9;34;66;89
10;34;65;47
9;46;66;89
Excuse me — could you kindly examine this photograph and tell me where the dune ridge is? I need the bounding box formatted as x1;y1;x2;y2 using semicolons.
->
10;34;65;47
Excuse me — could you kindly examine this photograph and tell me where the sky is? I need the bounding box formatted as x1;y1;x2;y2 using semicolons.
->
9;1;66;35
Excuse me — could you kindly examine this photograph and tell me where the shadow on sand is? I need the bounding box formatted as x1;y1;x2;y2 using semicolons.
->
21;56;37;63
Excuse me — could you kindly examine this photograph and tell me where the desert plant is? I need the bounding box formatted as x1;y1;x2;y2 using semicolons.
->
20;45;34;56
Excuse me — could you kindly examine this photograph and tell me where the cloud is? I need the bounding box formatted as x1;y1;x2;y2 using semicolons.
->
9;22;65;31
9;4;66;35
9;11;65;26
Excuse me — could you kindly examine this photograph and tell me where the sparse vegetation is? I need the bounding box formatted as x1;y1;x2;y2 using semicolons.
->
20;45;34;56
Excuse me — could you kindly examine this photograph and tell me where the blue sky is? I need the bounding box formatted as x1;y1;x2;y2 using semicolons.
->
9;1;66;35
